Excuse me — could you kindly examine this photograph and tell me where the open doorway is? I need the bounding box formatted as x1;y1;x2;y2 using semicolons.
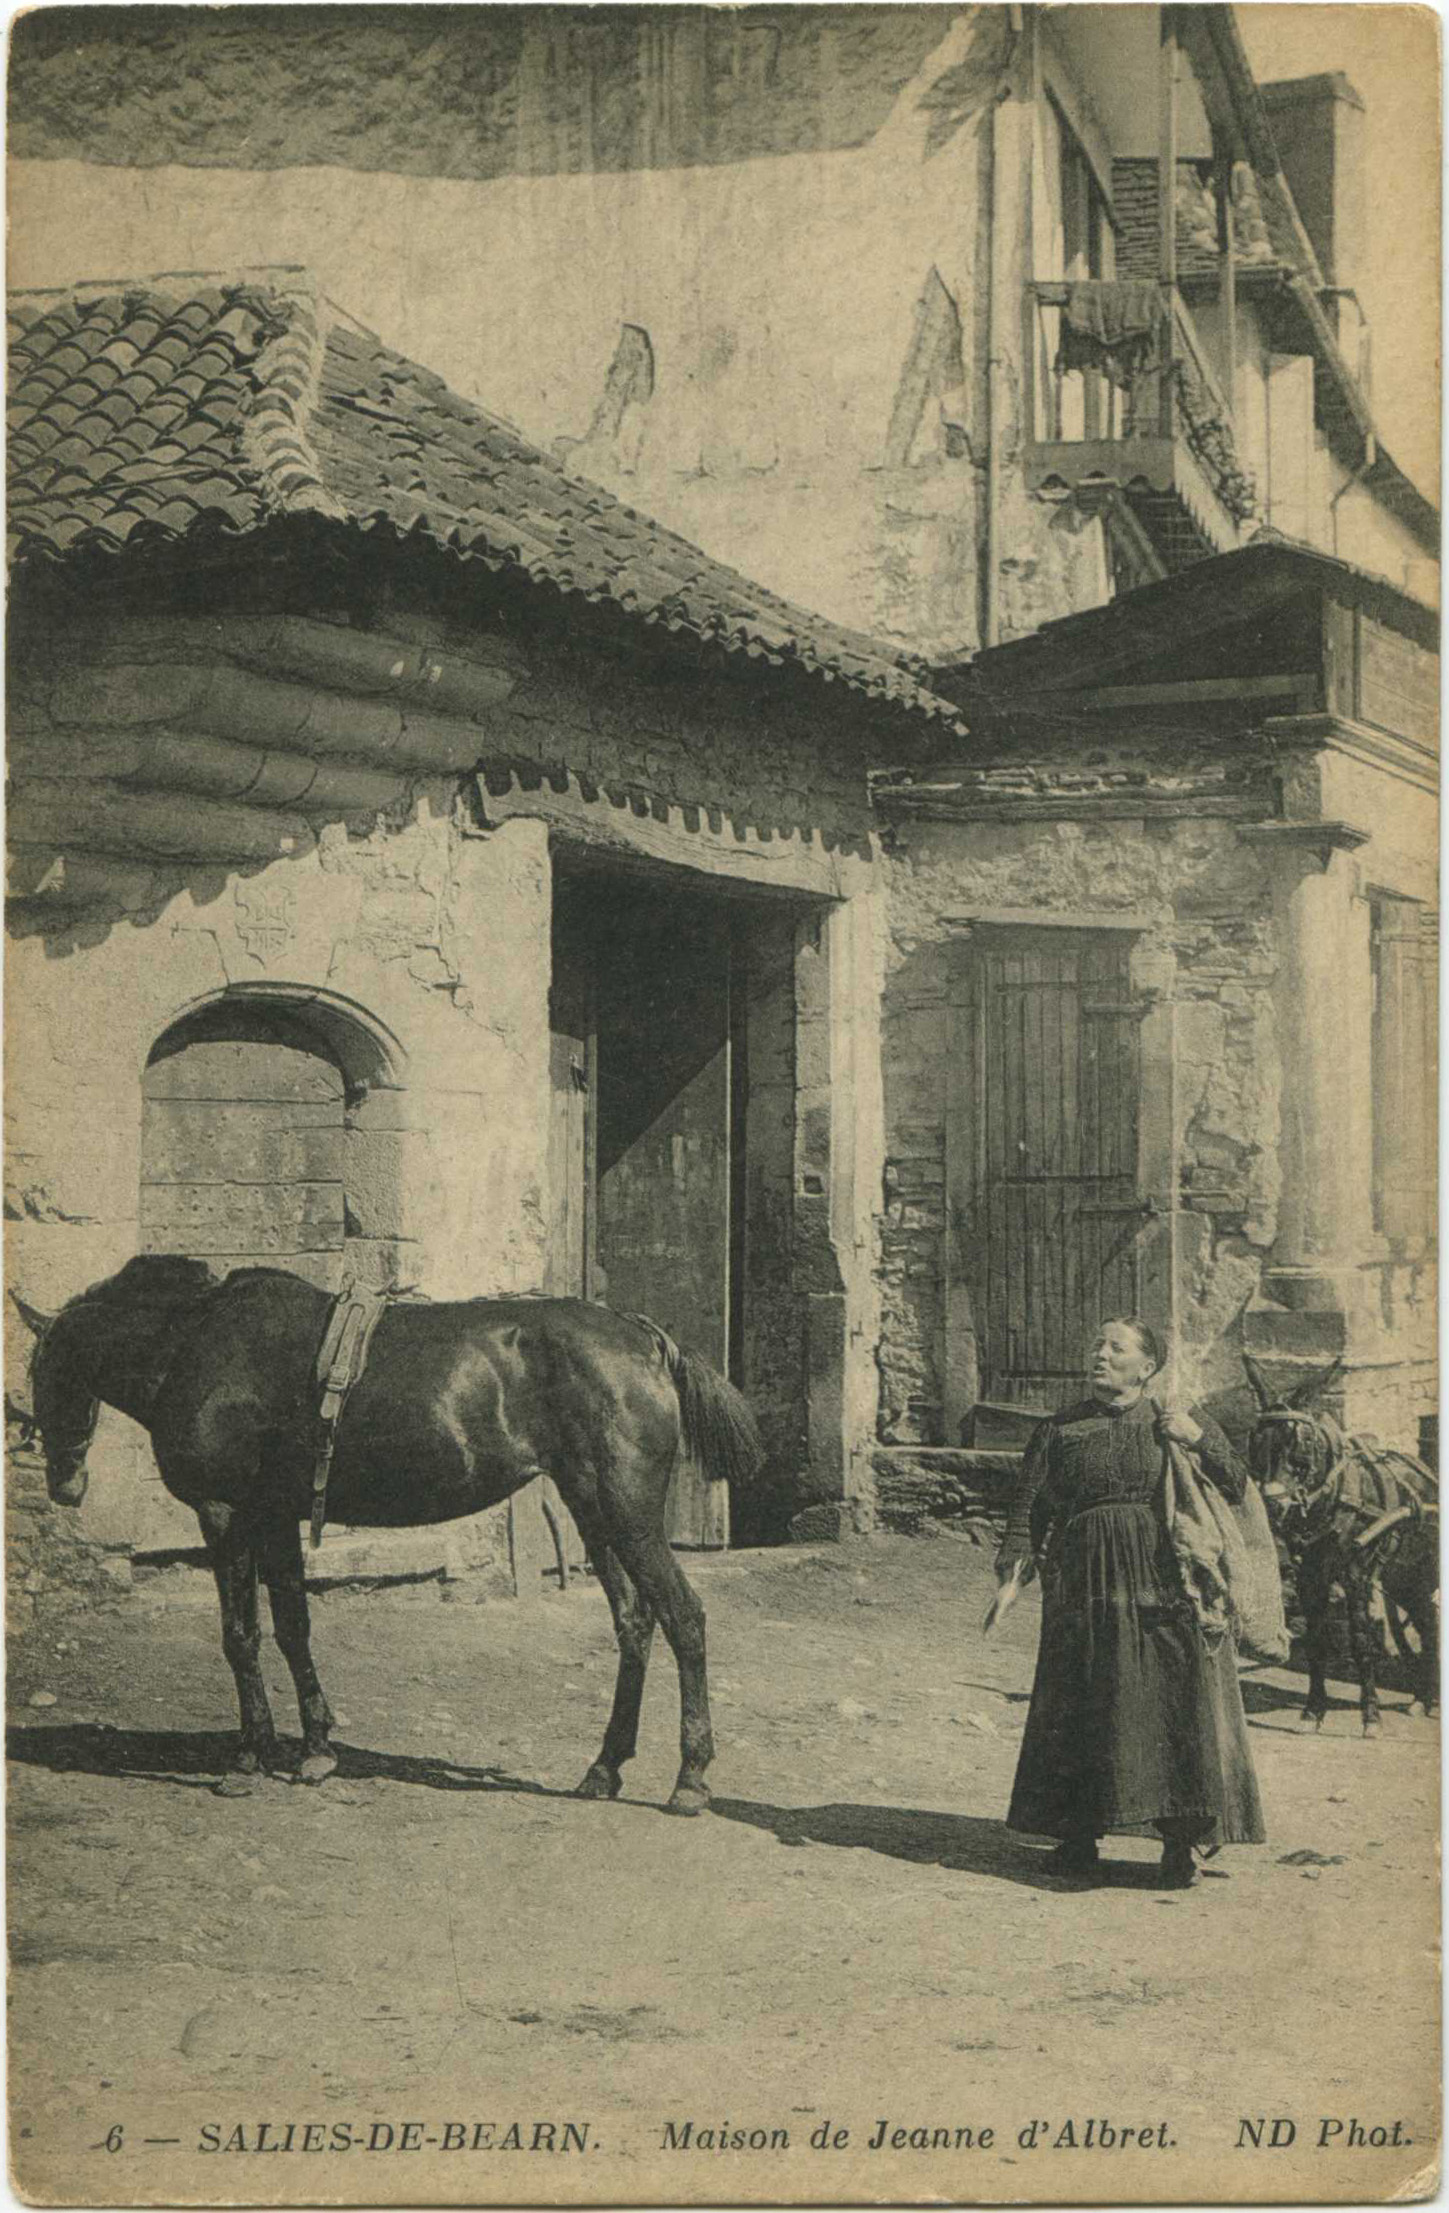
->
550;852;811;1550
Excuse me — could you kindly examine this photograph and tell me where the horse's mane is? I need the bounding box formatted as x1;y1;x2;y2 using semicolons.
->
73;1255;222;1310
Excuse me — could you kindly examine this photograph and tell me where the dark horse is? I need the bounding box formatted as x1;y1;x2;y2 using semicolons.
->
1244;1354;1438;1735
13;1257;764;1811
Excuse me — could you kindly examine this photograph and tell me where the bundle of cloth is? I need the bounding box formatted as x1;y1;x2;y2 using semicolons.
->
1056;280;1165;388
1161;1428;1289;1666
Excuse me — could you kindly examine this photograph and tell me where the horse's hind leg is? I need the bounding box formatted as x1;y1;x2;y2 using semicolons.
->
197;1500;278;1794
1405;1549;1439;1716
258;1511;337;1784
1297;1553;1333;1728
604;1518;713;1817
566;1502;657;1801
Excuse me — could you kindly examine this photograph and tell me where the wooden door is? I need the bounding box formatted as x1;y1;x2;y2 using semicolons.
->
141;1038;346;1285
138;1033;347;1550
594;891;733;1548
956;931;1156;1415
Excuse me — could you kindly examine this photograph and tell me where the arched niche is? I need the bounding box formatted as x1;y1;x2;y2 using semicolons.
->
141;985;409;1292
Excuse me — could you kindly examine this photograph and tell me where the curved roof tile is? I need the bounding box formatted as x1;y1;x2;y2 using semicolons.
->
8;270;961;728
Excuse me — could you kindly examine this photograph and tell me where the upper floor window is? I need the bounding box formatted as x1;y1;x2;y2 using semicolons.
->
1042;97;1113;282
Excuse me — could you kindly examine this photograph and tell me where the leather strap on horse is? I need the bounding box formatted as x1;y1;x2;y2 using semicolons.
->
309;1283;390;1549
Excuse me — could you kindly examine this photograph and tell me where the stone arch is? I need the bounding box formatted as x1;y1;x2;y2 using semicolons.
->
144;983;406;1099
141;984;410;1294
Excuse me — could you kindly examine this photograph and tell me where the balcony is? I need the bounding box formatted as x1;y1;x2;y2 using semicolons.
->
1025;280;1257;572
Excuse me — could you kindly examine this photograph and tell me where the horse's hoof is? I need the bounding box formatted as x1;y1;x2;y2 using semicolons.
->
664;1783;710;1818
575;1767;623;1802
214;1771;261;1799
1363;1717;1382;1739
1301;1712;1326;1733
295;1752;338;1786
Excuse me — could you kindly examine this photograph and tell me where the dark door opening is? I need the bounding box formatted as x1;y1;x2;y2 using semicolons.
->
550;860;747;1547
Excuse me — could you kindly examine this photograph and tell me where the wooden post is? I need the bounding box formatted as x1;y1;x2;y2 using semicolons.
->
1215;131;1238;419
1158;7;1179;288
942;936;981;1445
1157;5;1179;437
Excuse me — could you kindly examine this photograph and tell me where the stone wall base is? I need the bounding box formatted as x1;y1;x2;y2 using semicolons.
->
869;1447;1019;1537
788;1499;876;1543
1246;1268;1436;1453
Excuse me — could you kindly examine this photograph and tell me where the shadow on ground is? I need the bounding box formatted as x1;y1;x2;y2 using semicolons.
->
5;1722;563;1798
709;1794;1180;1892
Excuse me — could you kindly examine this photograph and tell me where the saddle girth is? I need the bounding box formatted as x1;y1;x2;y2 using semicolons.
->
309;1283;390;1549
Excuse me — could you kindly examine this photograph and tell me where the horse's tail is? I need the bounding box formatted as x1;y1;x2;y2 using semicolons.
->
630;1315;765;1487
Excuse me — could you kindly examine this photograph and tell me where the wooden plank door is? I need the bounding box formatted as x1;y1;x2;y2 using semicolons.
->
141;1038;346;1286
138;1034;347;1550
960;931;1154;1413
594;894;732;1549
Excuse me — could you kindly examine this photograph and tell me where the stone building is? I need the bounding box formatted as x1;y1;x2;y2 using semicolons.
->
872;539;1437;1496
10;7;1438;663
6;5;1438;1589
5;270;964;1585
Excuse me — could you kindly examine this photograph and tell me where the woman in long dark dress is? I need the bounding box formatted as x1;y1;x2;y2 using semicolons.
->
995;1317;1264;1887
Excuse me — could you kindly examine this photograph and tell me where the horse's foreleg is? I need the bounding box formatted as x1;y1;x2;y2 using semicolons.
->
258;1511;337;1784
1345;1561;1382;1736
571;1516;657;1801
605;1520;713;1817
197;1500;277;1791
1417;1569;1440;1717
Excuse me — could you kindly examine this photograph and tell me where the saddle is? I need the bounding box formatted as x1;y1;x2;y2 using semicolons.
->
308;1282;393;1548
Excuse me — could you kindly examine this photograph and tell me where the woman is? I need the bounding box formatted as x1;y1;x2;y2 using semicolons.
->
995;1317;1264;1887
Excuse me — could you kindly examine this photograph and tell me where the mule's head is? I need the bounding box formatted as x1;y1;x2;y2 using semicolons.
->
1243;1353;1345;1522
10;1294;96;1506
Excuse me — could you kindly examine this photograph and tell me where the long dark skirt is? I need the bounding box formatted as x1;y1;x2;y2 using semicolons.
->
1007;1499;1264;1844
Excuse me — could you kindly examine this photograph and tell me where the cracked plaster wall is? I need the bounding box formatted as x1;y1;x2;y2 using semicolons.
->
7;592;887;1562
6;784;553;1558
9;6;1112;662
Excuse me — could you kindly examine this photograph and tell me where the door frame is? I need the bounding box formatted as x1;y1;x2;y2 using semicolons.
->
942;912;1177;1439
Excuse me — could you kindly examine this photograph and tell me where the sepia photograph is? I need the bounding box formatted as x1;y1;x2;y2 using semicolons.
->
3;1;1440;2204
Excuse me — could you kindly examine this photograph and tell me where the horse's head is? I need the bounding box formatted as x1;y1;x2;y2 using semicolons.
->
1243;1353;1346;1527
10;1293;97;1506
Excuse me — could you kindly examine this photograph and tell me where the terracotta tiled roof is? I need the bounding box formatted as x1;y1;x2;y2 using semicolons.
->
1111;158;1282;282
8;271;961;725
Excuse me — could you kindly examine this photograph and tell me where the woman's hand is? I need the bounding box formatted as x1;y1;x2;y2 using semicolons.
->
1157;1405;1203;1447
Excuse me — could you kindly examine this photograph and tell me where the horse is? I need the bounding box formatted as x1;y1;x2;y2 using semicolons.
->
12;1256;764;1811
1243;1354;1439;1735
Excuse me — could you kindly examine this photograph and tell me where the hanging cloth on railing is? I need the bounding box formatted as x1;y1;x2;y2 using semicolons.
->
1056;280;1164;388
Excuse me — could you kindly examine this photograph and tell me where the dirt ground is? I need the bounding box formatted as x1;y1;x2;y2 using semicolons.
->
6;1533;1441;2208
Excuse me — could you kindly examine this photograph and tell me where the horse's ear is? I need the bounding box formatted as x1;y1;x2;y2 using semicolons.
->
1288;1356;1345;1410
9;1292;55;1339
1242;1354;1274;1409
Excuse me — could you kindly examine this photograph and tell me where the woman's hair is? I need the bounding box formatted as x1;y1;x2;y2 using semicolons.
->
1101;1316;1167;1375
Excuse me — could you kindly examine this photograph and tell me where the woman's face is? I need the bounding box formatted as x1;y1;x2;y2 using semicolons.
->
1090;1321;1157;1397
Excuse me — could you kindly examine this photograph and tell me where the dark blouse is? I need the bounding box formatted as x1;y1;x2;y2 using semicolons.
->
997;1396;1247;1573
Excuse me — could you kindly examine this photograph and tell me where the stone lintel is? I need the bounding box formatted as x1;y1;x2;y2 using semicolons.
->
940;905;1157;935
1239;818;1370;871
874;789;1261;824
1262;710;1438;793
1246;1259;1402;1364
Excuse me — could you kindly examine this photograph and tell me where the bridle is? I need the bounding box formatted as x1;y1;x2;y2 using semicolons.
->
27;1312;101;1489
1252;1405;1346;1546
